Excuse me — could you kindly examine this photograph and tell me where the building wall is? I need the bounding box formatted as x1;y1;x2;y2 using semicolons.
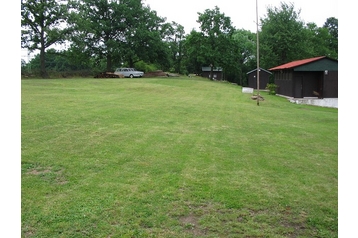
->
323;71;338;98
275;70;294;97
248;71;271;89
275;70;338;98
202;71;223;80
272;58;338;98
301;72;321;98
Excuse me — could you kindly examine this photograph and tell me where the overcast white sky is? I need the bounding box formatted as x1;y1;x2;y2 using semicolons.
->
143;0;338;33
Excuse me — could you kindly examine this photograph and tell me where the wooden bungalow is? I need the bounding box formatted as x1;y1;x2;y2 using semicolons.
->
269;56;338;98
246;68;272;89
201;67;223;80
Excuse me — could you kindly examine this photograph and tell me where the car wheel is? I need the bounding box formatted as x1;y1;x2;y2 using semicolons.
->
130;74;134;78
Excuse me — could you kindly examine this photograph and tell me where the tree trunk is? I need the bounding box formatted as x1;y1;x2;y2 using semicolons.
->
210;65;214;80
128;57;134;68
177;42;182;74
40;31;48;78
106;54;112;72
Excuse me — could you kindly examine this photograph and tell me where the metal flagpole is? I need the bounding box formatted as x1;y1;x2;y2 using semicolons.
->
256;0;260;106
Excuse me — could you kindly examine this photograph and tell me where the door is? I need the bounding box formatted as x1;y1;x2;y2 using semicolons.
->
318;72;324;98
294;76;303;98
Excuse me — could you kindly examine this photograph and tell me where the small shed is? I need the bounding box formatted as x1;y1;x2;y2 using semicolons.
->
201;67;223;80
246;68;272;89
269;56;338;98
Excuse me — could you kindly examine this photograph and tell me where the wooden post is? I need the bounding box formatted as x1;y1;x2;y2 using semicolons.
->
256;0;260;106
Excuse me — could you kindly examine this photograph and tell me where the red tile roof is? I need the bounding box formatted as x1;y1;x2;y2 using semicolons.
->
269;56;326;71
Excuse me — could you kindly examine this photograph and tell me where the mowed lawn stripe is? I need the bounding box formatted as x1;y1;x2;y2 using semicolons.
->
22;77;338;237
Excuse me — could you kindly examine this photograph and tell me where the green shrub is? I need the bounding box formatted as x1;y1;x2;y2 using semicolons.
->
266;83;278;95
134;60;157;73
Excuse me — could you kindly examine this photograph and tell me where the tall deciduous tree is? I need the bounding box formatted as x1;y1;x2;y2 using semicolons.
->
302;22;334;59
21;0;69;78
69;0;170;71
68;0;144;71
196;6;236;80
232;29;256;85
162;21;186;74
259;2;306;68
323;17;338;58
183;30;205;74
122;5;170;69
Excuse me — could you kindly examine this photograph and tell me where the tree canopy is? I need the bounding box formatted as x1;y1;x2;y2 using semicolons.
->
21;1;338;83
259;2;306;68
188;6;238;80
259;3;338;69
21;0;70;78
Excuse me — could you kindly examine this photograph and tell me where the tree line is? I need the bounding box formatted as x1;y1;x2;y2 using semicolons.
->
21;0;338;84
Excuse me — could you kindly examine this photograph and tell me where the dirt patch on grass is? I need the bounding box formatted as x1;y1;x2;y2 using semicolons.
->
173;201;316;237
26;168;52;175
25;166;68;185
279;210;310;237
180;214;207;236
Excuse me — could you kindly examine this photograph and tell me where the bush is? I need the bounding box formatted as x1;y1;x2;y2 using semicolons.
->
266;83;278;95
134;61;157;73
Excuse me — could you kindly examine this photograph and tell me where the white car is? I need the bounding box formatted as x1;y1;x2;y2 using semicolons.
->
114;68;144;78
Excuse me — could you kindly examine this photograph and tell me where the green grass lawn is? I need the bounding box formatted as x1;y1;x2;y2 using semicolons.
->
21;77;338;237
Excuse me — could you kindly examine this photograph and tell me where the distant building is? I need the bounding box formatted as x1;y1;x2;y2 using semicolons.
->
201;67;223;80
246;68;272;89
269;56;338;98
